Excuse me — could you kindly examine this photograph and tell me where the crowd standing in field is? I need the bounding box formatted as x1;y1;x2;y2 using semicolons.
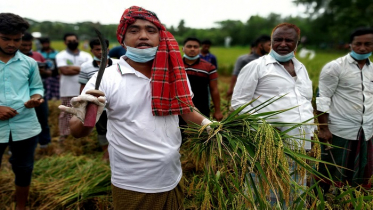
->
0;5;372;209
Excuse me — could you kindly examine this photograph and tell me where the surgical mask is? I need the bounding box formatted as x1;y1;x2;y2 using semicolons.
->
183;54;200;60
93;55;110;61
269;49;294;62
125;45;158;63
67;42;79;51
350;50;372;60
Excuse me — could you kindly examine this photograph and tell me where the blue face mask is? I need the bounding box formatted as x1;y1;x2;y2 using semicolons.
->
350;50;372;61
93;55;110;61
125;45;158;63
183;54;200;60
269;49;295;62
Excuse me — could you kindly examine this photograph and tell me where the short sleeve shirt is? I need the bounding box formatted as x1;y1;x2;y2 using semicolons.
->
232;53;260;76
82;57;193;193
56;50;92;97
183;58;217;116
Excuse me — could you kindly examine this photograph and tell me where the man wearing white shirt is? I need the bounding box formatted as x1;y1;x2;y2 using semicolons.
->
56;33;91;142
231;23;314;204
232;23;314;150
58;6;211;210
316;28;373;191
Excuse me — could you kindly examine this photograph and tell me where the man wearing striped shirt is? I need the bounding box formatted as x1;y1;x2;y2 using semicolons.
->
79;38;118;160
181;37;223;121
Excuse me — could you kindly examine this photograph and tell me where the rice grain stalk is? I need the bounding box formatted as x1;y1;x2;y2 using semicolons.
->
181;96;322;208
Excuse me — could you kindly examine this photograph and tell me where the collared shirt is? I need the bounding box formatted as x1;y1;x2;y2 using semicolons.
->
200;52;218;68
232;53;261;76
0;51;44;142
82;56;193;193
183;58;217;116
316;54;373;140
231;54;314;149
56;49;92;97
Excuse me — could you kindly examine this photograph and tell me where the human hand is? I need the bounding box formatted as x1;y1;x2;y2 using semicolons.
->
226;89;233;97
58;94;106;123
201;118;213;134
213;111;224;121
0;106;18;120
318;127;333;150
24;97;44;108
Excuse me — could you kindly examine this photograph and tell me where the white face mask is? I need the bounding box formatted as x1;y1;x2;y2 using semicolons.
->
124;44;158;63
269;50;295;62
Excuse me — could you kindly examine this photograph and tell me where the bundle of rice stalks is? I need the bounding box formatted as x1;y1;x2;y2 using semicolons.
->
0;154;112;209
182;96;326;209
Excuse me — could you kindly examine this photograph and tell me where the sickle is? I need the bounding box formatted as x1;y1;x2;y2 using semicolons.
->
83;29;107;127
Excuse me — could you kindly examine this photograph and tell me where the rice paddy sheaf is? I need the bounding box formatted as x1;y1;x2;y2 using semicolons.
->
1;48;372;209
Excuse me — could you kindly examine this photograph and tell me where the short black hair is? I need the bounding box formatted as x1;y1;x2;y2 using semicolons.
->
254;35;271;46
0;13;29;35
22;32;33;41
89;38;109;49
350;28;373;43
63;32;78;41
201;39;212;45
39;37;50;44
250;41;256;48
183;37;201;45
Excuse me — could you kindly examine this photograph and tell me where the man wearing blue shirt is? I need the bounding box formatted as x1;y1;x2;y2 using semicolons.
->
0;13;44;210
199;39;218;68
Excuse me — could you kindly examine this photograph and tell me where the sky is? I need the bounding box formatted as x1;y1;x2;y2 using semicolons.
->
2;0;307;29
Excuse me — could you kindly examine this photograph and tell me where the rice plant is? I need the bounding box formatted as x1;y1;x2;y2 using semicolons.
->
181;96;331;209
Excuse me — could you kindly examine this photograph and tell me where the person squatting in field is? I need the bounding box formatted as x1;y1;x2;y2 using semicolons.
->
59;5;213;210
0;13;44;210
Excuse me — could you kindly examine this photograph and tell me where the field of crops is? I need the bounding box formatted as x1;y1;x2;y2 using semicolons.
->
1;46;372;209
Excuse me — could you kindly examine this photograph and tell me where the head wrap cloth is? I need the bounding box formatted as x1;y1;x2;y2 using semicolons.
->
117;6;194;116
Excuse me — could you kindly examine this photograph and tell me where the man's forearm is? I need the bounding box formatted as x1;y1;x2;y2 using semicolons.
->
180;109;205;125
227;75;238;95
317;111;329;130
59;66;81;75
69;116;94;138
211;89;221;112
30;94;42;100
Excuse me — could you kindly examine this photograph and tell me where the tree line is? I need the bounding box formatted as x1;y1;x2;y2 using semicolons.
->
26;0;372;48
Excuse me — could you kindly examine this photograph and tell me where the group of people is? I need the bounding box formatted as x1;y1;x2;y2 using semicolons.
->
0;4;372;209
229;24;373;199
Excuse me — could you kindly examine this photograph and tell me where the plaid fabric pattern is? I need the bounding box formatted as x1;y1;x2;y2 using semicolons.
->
45;75;60;100
111;183;184;210
116;6;194;116
317;129;373;188
58;97;73;136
